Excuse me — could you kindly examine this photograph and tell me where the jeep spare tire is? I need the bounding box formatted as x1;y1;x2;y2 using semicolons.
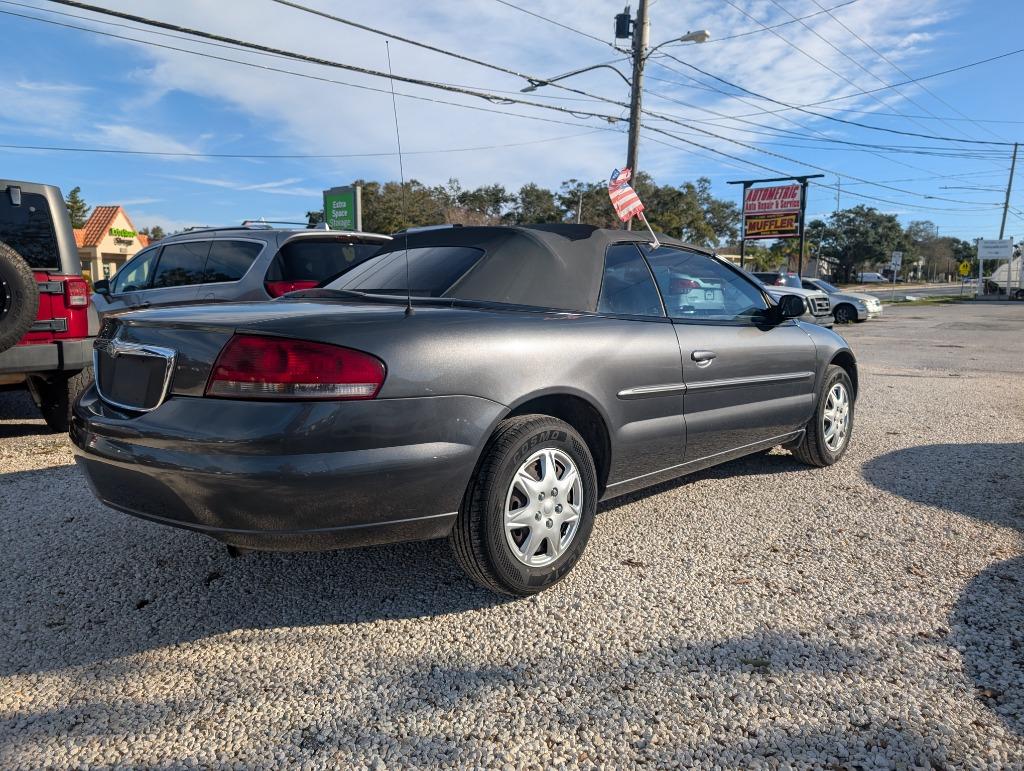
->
0;240;39;353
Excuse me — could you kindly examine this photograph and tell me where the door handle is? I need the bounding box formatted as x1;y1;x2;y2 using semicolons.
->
691;350;717;367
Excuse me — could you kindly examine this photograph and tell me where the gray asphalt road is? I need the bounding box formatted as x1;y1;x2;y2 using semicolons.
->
1;302;1022;768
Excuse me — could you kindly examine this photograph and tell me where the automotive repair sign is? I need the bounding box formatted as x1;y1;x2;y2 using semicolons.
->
743;184;802;240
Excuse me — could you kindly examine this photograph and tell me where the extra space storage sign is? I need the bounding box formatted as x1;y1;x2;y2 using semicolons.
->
743;184;802;240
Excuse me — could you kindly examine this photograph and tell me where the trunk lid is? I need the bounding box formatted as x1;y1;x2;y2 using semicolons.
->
100;298;414;399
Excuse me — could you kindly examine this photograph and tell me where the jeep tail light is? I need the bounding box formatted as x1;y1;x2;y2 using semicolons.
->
206;334;386;400
65;278;90;307
264;280;319;298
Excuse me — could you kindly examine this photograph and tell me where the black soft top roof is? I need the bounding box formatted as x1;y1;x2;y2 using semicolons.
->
377;224;710;313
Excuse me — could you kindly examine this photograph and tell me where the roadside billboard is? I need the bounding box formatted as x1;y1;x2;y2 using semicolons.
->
743;184;801;240
323;186;362;231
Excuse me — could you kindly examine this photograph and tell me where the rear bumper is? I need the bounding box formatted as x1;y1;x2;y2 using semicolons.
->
0;338;93;375
70;387;505;551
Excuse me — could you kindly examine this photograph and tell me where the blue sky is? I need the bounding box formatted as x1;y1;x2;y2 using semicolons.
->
2;0;1023;242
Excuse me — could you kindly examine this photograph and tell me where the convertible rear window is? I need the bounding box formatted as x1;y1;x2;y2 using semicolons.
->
326;245;484;297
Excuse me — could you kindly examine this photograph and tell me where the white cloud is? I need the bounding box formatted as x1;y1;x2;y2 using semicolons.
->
82;0;952;190
163;174;320;196
10;0;966;204
83;124;199;155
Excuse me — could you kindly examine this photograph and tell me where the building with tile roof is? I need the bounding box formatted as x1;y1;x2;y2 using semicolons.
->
73;205;150;285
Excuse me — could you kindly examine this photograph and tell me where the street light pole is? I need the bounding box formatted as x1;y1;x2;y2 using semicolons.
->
521;9;708;231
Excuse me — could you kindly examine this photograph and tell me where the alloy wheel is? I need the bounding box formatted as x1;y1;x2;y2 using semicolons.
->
504;448;583;567
822;382;850;452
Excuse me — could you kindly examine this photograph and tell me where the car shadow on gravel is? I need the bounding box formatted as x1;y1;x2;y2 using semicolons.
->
0;389;50;439
600;450;805;510
863;443;1024;738
0;465;511;677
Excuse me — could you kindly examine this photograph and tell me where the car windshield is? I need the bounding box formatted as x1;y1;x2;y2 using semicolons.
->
778;273;802;288
324;245;484;297
814;279;840;293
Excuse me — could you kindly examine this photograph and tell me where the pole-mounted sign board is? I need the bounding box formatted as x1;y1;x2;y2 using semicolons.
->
977;238;1012;261
742;184;801;240
323;186;362;231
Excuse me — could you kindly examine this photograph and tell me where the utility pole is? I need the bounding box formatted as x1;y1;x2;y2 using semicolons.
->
623;0;650;230
999;142;1018;240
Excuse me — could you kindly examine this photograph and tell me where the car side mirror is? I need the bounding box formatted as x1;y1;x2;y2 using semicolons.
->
774;293;805;320
93;279;110;295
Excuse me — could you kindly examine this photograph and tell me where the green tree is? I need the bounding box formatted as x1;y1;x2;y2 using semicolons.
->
507;183;561;224
64;186;90;228
814;205;904;282
556;179;618;228
306;210;325;227
138;225;166;242
358;179;448;233
457;184;512;221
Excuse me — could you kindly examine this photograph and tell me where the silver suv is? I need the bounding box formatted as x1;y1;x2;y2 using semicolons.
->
93;224;391;316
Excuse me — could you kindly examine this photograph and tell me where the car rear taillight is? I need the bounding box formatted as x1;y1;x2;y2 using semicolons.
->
774;277;785;286
65;278;89;307
670;278;701;292
264;280;319;298
206;334;386;400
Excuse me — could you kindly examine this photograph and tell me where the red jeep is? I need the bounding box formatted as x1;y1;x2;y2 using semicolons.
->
0;180;95;431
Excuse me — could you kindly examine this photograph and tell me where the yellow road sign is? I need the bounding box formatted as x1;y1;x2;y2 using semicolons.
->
958;261;971;276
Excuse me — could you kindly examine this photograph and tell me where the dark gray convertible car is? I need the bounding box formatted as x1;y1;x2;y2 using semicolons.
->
71;225;857;595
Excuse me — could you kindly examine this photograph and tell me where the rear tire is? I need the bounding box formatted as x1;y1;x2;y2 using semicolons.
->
791;365;854;468
26;367;93;432
0;241;39;353
449;415;598;596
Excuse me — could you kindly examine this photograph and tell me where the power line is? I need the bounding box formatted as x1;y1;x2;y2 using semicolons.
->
674;0;862;45
762;0;989;145
44;0;1020;148
640;124;1002;214
0;130;612;158
9;6;626;124
486;0;610;46
652;48;1018;146
645;60;976;179
713;45;1024;117
807;0;1010;143
4;0;623;105
37;0;632;114
18;1;1007;207
719;0;998;148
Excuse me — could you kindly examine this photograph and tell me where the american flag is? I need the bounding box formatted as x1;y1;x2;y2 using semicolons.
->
608;168;645;222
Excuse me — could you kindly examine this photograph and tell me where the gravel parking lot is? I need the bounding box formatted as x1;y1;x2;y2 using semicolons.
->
1;301;1022;769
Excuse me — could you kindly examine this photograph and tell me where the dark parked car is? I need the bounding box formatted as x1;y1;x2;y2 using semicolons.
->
0;179;96;430
71;225;858;595
752;269;801;289
92;225;391;317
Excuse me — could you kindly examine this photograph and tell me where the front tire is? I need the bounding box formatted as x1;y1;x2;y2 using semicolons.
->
26;367;93;432
833;303;856;324
449;415;598;596
791;365;854;467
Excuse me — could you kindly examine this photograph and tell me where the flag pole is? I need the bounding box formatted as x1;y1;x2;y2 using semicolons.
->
638;211;660;250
